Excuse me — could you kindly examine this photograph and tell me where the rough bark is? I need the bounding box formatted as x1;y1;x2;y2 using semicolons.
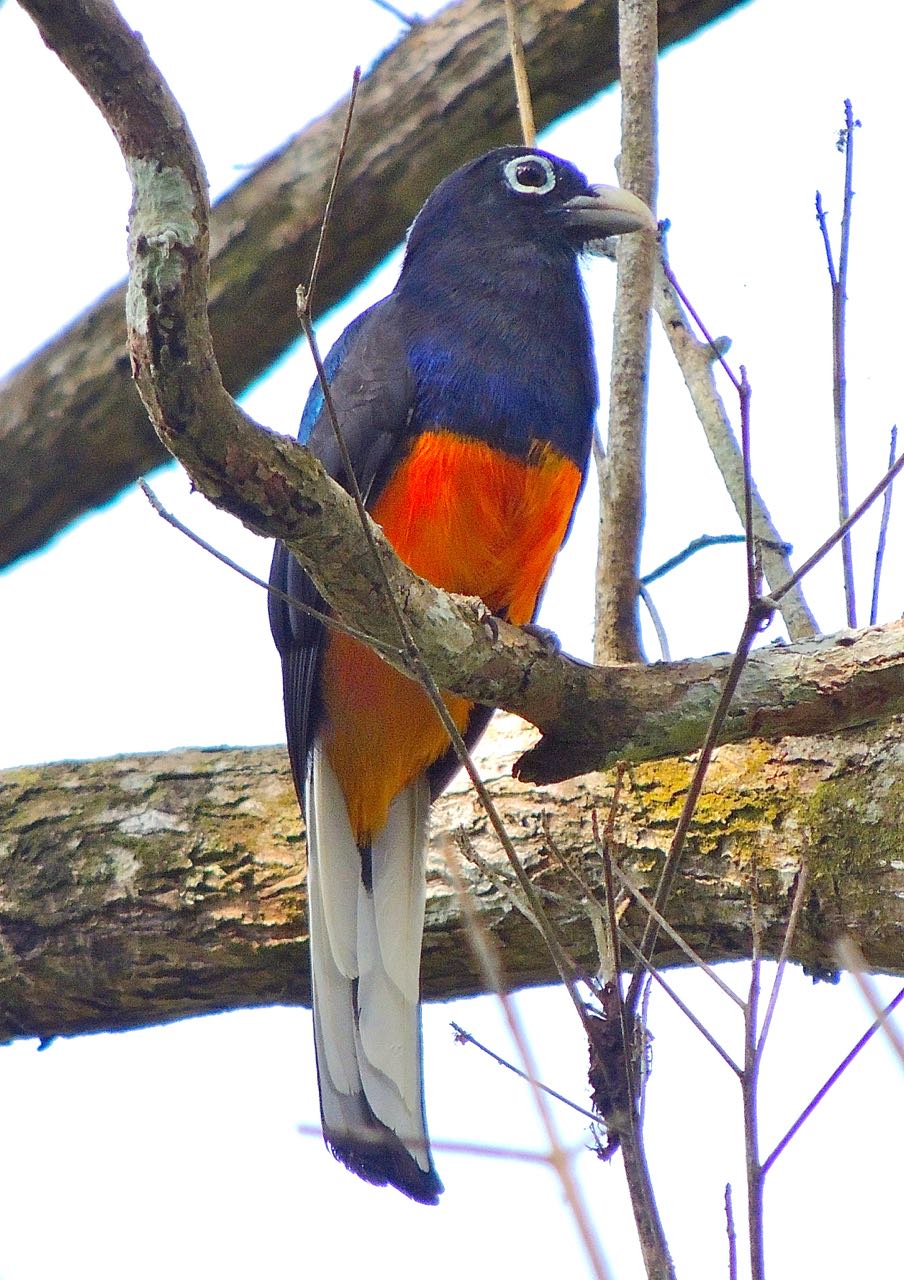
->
2;712;903;1044
2;0;749;569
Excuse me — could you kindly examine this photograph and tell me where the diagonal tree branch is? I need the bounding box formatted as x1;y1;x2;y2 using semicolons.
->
1;0;751;569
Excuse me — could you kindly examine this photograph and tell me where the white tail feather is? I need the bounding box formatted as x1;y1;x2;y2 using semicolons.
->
305;742;438;1191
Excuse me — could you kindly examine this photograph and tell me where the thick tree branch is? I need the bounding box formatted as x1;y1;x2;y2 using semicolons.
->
2;713;903;1043
2;0;748;569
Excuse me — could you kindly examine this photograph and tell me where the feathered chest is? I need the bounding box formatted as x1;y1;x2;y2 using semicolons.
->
397;245;597;468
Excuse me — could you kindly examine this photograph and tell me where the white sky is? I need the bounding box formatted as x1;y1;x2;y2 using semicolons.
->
1;2;902;1278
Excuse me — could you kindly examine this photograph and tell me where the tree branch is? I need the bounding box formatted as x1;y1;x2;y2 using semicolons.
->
2;0;750;569
3;712;904;1043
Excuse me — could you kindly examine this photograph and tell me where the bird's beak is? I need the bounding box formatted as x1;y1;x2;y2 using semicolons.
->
563;184;657;237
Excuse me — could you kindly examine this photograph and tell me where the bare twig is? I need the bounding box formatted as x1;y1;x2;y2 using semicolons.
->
761;984;904;1176
755;862;810;1058
836;936;904;1071
817;101;861;626
766;447;904;608
625;600;770;1013
450;1022;602;1124
870;424;898;625
306;68;361;313
444;852;614;1280
503;0;537;146
640;534;748;586
725;1183;738;1280
611;861;745;1009
369;0;419;24
744;863;765;1280
138;480;402;658
617;930;742;1075
638;584;670;661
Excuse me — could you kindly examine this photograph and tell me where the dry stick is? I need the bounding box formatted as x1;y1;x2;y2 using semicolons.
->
369;0;418;26
640;534;748;586
624;599;768;1015
306;67;361;315
610;860;745;1010
766;446;904;608
817;100;860;627
617;930;742;1076
725;1184;738;1280
450;1022;602;1124
503;0;537;146
870;424;898;625
638;584;670;660
443;851;614;1280
656;252;818;640
595;0;658;666
761;984;904;1176
743;862;766;1280
138;480;404;658
835;936;904;1071
755;862;810;1058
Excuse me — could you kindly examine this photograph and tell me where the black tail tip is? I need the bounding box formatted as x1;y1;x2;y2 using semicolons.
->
327;1133;444;1205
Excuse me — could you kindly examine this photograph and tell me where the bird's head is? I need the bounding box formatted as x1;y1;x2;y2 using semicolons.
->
404;145;656;264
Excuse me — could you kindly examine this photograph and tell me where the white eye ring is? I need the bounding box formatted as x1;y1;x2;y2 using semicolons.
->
502;154;556;195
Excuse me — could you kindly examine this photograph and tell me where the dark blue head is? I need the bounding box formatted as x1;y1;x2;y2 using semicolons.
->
404;146;653;264
393;147;653;468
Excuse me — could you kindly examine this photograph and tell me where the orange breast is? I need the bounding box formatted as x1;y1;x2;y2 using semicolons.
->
320;430;582;843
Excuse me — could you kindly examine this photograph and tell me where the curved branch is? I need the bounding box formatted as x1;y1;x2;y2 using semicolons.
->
3;0;749;568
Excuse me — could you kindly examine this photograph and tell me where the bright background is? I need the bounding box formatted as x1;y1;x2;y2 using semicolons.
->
1;2;902;1277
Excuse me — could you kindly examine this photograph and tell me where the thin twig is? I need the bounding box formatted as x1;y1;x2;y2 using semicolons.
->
640;534;748;586
617;930;742;1075
306;68;361;313
832;99;859;627
761;984;904;1176
638;585;670;661
138;480;403;658
836;936;904;1071
502;0;536;146
766;447;904;607
870;424;898;625
624;602;770;1014
369;0;419;25
444;851;614;1280
755;862;810;1059
744;859;765;1280
611;860;745;1009
725;1183;738;1280
739;367;756;605
450;1022;602;1124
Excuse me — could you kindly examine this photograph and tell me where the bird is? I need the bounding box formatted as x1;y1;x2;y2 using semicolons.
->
268;145;654;1204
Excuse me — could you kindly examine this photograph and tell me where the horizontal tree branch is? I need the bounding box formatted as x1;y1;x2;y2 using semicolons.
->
2;713;902;1043
2;0;747;568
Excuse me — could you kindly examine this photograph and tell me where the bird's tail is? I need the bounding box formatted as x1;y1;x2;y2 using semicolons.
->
305;740;443;1204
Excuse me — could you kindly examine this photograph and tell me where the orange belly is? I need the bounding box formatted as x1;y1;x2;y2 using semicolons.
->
320;430;582;843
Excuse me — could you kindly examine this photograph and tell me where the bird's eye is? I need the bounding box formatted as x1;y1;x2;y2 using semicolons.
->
502;154;556;195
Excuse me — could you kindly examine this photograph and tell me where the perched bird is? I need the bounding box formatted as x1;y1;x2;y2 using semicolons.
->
269;146;654;1203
